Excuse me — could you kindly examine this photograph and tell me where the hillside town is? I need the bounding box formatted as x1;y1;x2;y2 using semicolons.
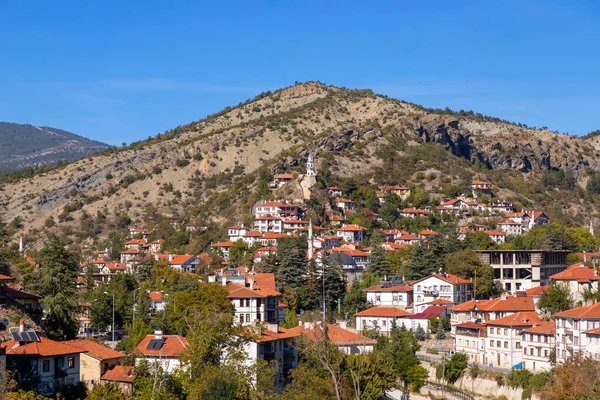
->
0;152;599;400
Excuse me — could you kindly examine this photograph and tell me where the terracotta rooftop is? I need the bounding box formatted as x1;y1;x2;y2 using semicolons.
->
523;320;555;335
412;306;448;319
135;334;189;357
550;263;599;282
249;326;301;343
2;336;85;357
487;311;543;327
363;284;413;292
414;272;470;285
287;323;376;346
337;224;367;232
168;255;195;265
149;291;163;301
211;241;233;247
555;302;600;320
66;339;126;361
525;286;548;296
355;306;412;318
455;321;487;330
422;299;455;306
449;295;535;313
101;365;135;383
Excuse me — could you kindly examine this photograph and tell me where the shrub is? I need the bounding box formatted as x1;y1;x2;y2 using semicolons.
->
176;159;190;168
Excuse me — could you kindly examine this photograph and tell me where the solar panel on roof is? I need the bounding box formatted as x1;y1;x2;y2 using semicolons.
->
11;330;40;343
147;338;164;350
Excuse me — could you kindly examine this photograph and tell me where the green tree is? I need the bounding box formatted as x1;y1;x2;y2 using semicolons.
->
437;353;468;384
407;186;430;208
368;247;390;278
228;240;248;266
320;255;347;320
445;249;499;299
343;277;370;326
277;237;306;290
200;375;238;400
537;281;573;315
86;382;129;400
375;325;421;390
37;237;79;340
464;231;494;250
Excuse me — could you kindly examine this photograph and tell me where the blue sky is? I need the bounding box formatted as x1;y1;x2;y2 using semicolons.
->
1;1;599;145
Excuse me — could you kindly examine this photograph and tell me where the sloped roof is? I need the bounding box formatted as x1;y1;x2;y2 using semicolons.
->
487;311;543;327
2;337;85;357
455;321;486;330
337;224;367;232
149;291;163;301
249;326;300;343
555;302;600;320
66;339;126;361
101;365;135;383
523;320;555;335
168;255;196;265
413;273;470;285
363;284;413;292
211;241;233;247
4;287;42;300
355;306;412;318
412;306;447;319
135;335;189;357
550;263;599;282
286;323;376;346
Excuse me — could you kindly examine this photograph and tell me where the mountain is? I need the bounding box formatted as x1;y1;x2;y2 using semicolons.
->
0;122;110;171
1;82;600;246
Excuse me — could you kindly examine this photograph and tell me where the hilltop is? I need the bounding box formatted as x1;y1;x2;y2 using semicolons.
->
0;122;110;171
1;82;600;247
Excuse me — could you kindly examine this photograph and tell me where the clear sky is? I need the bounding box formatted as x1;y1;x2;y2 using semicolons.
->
1;1;599;145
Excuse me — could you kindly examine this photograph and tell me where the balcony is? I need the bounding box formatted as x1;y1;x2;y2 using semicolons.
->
263;351;276;362
423;290;439;296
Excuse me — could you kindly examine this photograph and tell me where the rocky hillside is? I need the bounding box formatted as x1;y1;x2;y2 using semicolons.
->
1;82;599;246
0;122;109;170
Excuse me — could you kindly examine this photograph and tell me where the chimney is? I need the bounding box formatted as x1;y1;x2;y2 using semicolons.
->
154;330;163;340
501;294;507;301
19;320;25;333
249;279;254;290
168;254;173;262
222;276;227;286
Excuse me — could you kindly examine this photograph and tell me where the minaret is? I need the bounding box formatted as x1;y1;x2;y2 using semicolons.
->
590;219;595;237
19;237;24;254
307;219;314;260
306;153;315;177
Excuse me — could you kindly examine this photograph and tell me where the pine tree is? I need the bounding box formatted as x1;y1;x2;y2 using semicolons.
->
414;325;427;341
276;237;306;290
368;247;390;278
37;237;79;340
436;323;446;340
343;277;370;326
320;254;346;320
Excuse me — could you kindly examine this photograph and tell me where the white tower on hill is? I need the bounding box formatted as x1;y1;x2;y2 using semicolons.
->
306;153;316;177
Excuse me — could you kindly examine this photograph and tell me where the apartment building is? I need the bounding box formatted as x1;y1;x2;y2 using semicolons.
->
555;303;600;364
413;272;472;311
486;311;543;369
521;320;555;372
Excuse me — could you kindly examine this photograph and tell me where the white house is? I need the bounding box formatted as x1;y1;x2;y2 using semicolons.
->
313;235;341;250
336;224;367;242
134;332;189;374
412;272;472;311
363;281;413;308
555;302;600;364
549;262;599;305
167;254;199;273
400;208;431;218
220;272;281;326
243;231;264;247
485;311;543;369
254;201;300;219
355;306;413;335
492;200;515;214
2;325;84;396
327;186;344;197
335;198;355;211
454;322;487;364
149;291;166;312
521;320;555;372
497;220;523;236
486;230;506;244
254;216;283;233
228;224;249;241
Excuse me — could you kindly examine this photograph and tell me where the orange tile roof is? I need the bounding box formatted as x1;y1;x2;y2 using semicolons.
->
331;247;370;257
355;306;412;318
455;321;487;330
525;286;548;295
335;198;353;203
149;291;163;301
449;295;536;313
402;208;431;215
328;215;348;221
414;273;470;285
168;255;195;265
472;180;490;185
420;229;439;236
550;263;599;282
488;311;543;327
101;365;135;383
2;337;85;356
211;241;233;247
422;299;455;306
337;224;367;232
120;249;139;254
106;262;126;271
197;253;210;265
249;326;301;343
486;230;505;236
65;339;125;360
274;173;293;179
555;303;600;319
244;231;264;237
523;320;555;335
287;323;376;346
363;284;413;292
135;335;189;357
584;327;600;335
124;239;147;245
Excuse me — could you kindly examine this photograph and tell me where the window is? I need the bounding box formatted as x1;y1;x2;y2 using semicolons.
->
489;340;493;347
68;357;75;369
544;349;549;357
465;340;469;347
246;314;250;323
246;299;250;307
544;336;548;343
43;360;50;372
504;329;508;335
239;314;244;324
497;341;501;347
382;320;387;327
530;348;534;355
489;328;494;334
516;342;521;349
523;348;526;355
537;348;541;357
239;299;244;308
375;295;381;302
256;313;261;322
504;341;508;349
257;299;262;308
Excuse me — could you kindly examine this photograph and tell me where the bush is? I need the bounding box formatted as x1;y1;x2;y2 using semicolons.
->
176;159;190;168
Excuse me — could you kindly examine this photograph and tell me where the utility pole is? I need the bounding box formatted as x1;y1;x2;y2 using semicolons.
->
133;288;142;322
104;291;115;349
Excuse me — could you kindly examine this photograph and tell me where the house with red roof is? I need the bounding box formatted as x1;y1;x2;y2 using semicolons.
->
400;208;431;218
411;306;450;334
2;322;85;396
355;306;413;335
327;186;344;197
471;179;492;196
101;365;135;395
243;230;265;246
253;200;300;219
313;235;341;250
253;247;277;264
336;224;367;243
166;254;199;273
491;200;515;214
149;291;166;312
486;311;543;369
210;241;233;259
282;218;309;232
485;229;506;244
379;184;411;200
135;331;189;374
413;272;472;313
549;262;600;304
521;320;555;371
65;339;126;390
555;302;600;364
363;280;413;309
271;173;294;188
287;322;376;355
497;219;523;236
334;198;355;211
253;216;283;234
228;223;249;241
454;321;487;364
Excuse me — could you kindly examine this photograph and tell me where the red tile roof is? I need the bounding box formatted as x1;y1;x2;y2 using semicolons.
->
65;339;126;360
422;299;455;306
525;286;548;295
401;208;431;215
487;311;543;327
449;296;535;313
523;320;555;335
2;337;85;357
274;173;293;179
287;323;376;346
412;306;447;319
555;303;600;319
337;224;367;232
4;287;42;300
0;274;14;282
149;291;163;301
135;335;189;357
550;263;599;282
363;284;413;292
455;321;486;330
101;365;135;383
584;327;600;335
355;306;412;318
249;326;301;343
168;255;195;265
414;273;470;285
330;248;370;257
211;241;233;248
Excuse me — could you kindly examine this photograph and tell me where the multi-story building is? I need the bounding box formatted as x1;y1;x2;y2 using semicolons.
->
555;302;600;364
363;280;413;308
549;262;599;305
335;198;355;211
313;235;341;250
287;322;376;355
485;311;543;369
253;216;283;233
380;184;411;200
336;224;367;242
355;306;413;335
228;224;249;241
454;322;487;363
65;339;126;391
412;272;472;311
135;332;189;374
521;320;555;372
497;220;523;236
476;250;568;293
254;201;300;219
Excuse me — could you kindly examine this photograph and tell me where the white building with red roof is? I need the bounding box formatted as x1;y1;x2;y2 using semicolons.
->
65;339;126;391
282;218;309;232
454;321;487;363
497;219;523;236
167;254;199;273
254;200;300;219
336;224;367;243
210;241;233;259
363;280;413;309
555;302;600;363
521;320;555;371
313;235;341;250
243;231;264;246
271;173;294;188
379;184;411;200
148;291;166;312
355;306;413;335
228;223;249;241
253;216;283;233
287;322;376;355
485;229;506;244
413;272;472;311
327;186;344;197
549;262;600;304
334;198;354;211
134;332;189;374
400;208;431;218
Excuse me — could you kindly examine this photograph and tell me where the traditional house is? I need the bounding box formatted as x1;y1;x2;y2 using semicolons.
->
100;365;135;395
134;332;189;374
328;214;349;227
336;224;367;243
497;220;523;236
243;231;265;247
549;263;600;305
411;306;450;335
335;198;355;211
486;311;543;369
220;273;281;326
412;272;472;311
485;229;506;244
313;235;341;250
3;324;85;396
380;184;411;200
149;291;166;312
271;173;294;188
355;306;413;335
148;239;165;255
492;200;515;214
454;322;487;363
65;339;126;390
228;224;249;242
167;254;199;273
210;241;233;259
400;208;431;218
254;201;300;219
521;320;555;372
254;247;277;264
327;186;344;197
287;322;376;355
253;216;283;233
363;280;413;308
555;303;600;364
282;218;309;232
471;180;492;197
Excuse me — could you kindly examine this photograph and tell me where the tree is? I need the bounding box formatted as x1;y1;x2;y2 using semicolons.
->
405;242;445;280
200;375;238;400
277;237;306;290
437;353;468;384
435;324;446;340
281;364;336;400
86;382;129;400
407;187;430;208
343;277;370;326
375;325;422;390
386;246;412;277
463;231;495;250
414;326;426;341
368;248;390;278
320;255;347;320
36;237;79;340
228;240;248;266
544;224;577;251
539;354;600;400
445;249;499;299
537;282;573;315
